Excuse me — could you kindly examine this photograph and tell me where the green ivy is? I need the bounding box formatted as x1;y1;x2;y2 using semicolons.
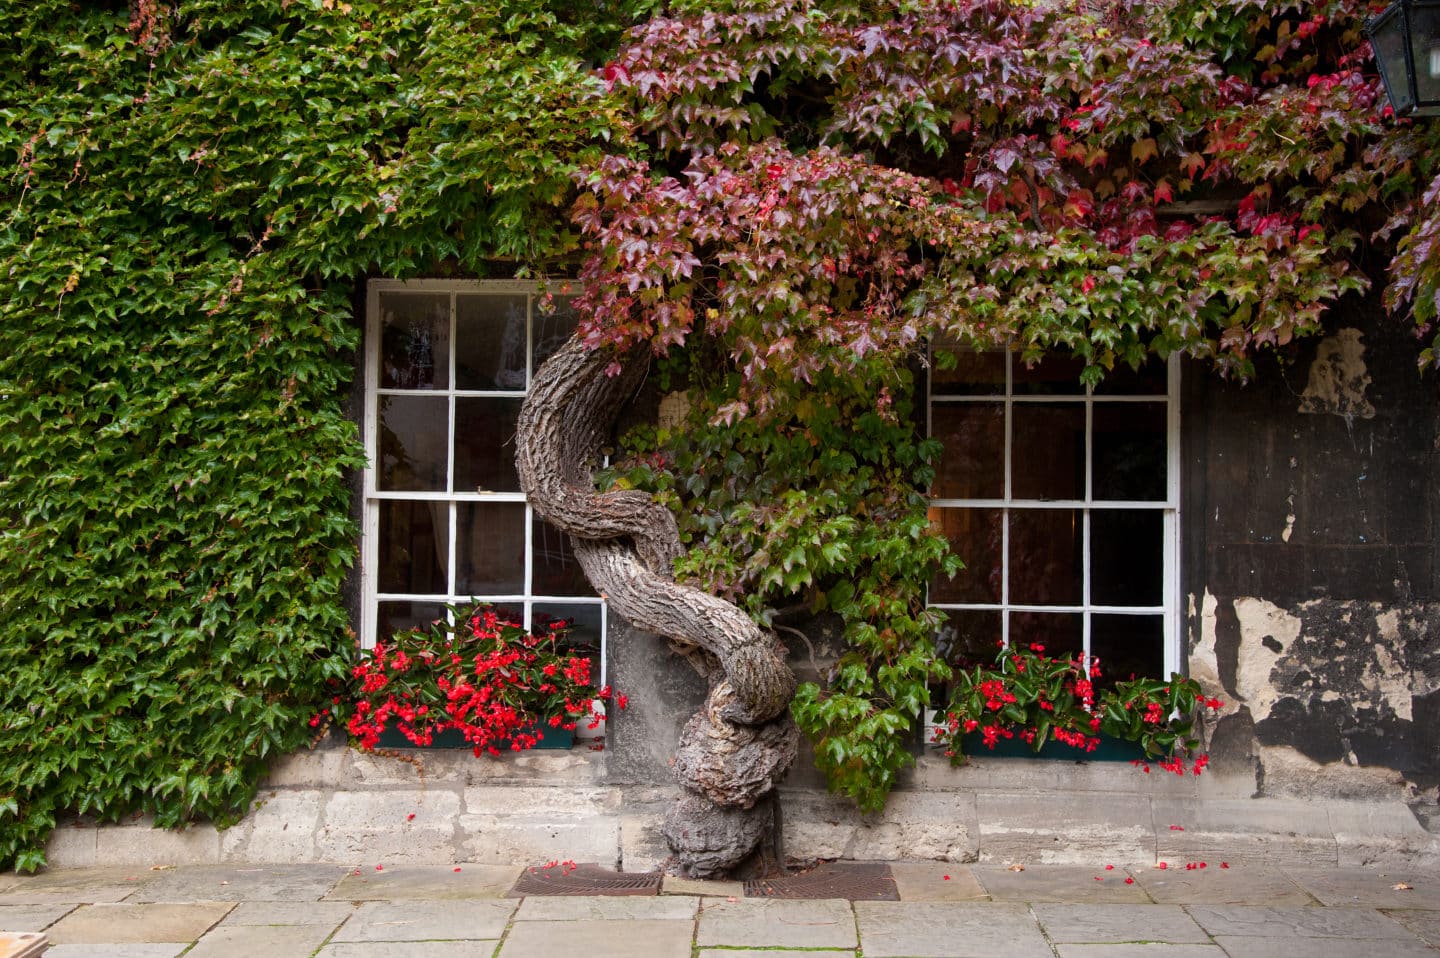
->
0;0;635;871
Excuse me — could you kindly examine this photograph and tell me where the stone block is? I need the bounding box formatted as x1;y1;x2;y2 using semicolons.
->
132;865;351;903
915;753;1198;798
975;792;1153;864
458;819;620;868
780;790;979;863
315;790;463;863
259;747;351;789
45;902;234;944
887;862;986;901
0;868;155;904
971;866;1153;904
1152;798;1337;868
1328;802;1437;867
93;823;221;868
697;898;856;949
661;876;742;898
220;790;324;862
1129;867;1315;906
618;812;671;874
324;864;519;901
855;901;1051;958
42;827;98;869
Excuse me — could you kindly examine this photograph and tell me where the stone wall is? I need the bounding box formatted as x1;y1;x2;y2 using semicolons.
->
1183;296;1440;808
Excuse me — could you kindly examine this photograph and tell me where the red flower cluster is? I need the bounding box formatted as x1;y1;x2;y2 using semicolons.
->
339;604;623;756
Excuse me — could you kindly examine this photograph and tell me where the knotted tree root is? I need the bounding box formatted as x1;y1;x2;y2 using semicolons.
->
515;336;798;877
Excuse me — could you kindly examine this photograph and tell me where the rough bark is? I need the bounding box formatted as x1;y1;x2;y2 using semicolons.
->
515;336;798;876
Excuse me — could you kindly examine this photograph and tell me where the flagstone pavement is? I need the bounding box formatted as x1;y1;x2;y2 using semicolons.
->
2;861;1437;957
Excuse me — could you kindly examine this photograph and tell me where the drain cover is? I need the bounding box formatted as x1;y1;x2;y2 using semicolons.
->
509;863;661;897
744;861;898;900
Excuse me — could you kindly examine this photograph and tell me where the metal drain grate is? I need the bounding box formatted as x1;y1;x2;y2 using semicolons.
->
509;863;662;897
744;861;899;900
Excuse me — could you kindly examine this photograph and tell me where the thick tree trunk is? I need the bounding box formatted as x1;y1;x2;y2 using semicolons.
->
515;336;798;877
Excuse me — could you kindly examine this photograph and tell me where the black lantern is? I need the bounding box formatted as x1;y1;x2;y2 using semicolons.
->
1366;0;1440;117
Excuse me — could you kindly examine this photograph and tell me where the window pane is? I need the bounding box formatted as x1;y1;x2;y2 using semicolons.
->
1009;508;1081;604
931;347;1004;395
1093;403;1166;501
455;294;527;390
1011;403;1084;500
378;396;449;491
1094;360;1168;396
1091;509;1164;606
454;398;523;494
1012;353;1084;395
1009;610;1082;661
456;503;525;594
931;403;1003;499
533;296;580;372
379;292;449;390
930;507;1002;604
378;500;449;594
1091;614;1164;689
377;600;446;642
533;602;603;651
935;609;1003;669
532;518;595;597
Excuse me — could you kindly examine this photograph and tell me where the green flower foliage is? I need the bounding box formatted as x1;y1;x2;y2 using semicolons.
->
0;0;633;870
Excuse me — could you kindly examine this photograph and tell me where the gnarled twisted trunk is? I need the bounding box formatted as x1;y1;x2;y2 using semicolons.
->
515;336;798;877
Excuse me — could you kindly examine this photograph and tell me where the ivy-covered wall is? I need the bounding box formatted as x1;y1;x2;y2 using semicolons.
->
0;0;632;871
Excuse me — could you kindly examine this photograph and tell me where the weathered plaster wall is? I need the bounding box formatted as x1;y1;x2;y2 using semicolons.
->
1184;297;1440;805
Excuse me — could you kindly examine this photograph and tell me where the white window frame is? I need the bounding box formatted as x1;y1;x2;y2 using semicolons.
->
360;278;608;696
926;349;1182;678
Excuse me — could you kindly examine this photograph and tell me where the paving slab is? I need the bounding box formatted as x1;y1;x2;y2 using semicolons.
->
512;895;696;920
855;901;1051;958
44;901;234;944
976;792;1155;865
1033;903;1211;943
326;864;520;901
219;900;357;925
131;864;350;902
1128;867;1315;905
0;867;152;904
888;862;987;901
696;952;854;957
497;918;693;958
1054;946;1228;958
1210;935;1439;957
186;922;337;958
0;903;74;931
331;899;515;941
972;865;1153;903
1386;910;1440;945
43;945;187;958
660;875;743;898
1186;904;1416;939
697;897;856;949
317;944;485;958
1286;866;1440;909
